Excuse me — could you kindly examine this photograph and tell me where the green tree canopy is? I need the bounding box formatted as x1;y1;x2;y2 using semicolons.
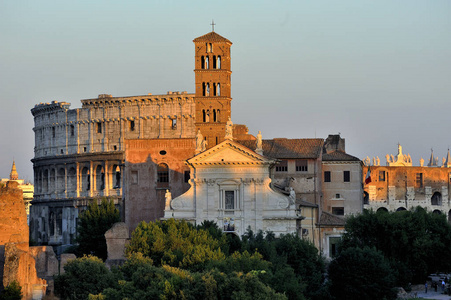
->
76;198;121;260
340;207;451;284
328;246;397;300
54;255;117;300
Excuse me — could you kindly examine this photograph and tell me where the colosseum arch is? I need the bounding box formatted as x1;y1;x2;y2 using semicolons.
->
50;168;56;193
81;167;90;191
433;209;442;215
67;167;76;192
95;165;105;191
396;207;407;212
57;168;65;193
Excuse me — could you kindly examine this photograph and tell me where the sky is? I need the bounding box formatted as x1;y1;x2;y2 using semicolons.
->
0;0;450;181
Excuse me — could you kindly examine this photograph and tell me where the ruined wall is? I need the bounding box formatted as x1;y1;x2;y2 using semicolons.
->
0;181;49;299
363;165;451;214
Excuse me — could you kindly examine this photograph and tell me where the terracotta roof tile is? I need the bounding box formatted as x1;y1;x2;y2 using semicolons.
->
322;150;361;162
193;32;232;43
238;138;324;159
318;212;345;226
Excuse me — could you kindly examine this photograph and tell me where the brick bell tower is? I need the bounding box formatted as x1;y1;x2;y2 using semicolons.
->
193;30;232;147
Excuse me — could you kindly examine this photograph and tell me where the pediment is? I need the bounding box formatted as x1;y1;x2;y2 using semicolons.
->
188;140;273;165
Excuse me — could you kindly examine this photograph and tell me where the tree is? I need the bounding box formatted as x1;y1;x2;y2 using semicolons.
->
341;207;451;284
0;281;22;300
328;247;396;300
54;255;117;300
76;198;121;260
126;219;225;271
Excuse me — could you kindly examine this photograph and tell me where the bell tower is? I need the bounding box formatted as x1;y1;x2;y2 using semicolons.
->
193;30;232;147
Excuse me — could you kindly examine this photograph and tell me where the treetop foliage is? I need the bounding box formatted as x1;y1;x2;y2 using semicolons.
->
76;197;121;260
340;207;451;284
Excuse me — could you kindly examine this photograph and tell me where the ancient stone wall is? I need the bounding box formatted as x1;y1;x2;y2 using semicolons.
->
0;181;51;299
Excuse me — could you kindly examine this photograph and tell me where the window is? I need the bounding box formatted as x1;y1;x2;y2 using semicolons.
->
335;194;341;199
332;207;344;216
296;160;308;172
172;119;177;129
431;192;442;206
52;127;55;138
416;173;423;188
129;120;135;131
379;170;385;181
184;171;190;183
276;160;288;172
324;171;331;182
225;191;235;210
157;163;169;183
329;237;341;258
343;171;350;182
70;125;74;136
97;122;102;133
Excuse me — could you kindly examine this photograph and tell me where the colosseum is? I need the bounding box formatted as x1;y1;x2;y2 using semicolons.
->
30;92;196;247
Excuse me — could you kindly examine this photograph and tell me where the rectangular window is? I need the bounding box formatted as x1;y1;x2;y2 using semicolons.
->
296;160;308;172
276;160;288;172
416;173;423;188
97;122;102;133
324;171;331;182
343;171;350;182
329;237;341;258
52;127;56;138
129;120;135;131
225;191;235;210
172;119;177;129
70;125;75;136
332;207;344;215
379;171;385;182
335;193;341;199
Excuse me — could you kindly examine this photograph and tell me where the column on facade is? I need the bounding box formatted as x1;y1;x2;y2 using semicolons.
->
76;162;80;197
89;161;93;197
104;160;109;196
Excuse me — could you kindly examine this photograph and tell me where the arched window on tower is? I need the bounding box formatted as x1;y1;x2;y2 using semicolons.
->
217;109;220;122
213;56;217;69
202;82;206;96
217;83;220;96
205;56;209;69
213;109;217;122
217;56;221;69
206;83;210;96
203;109;206;122
201;56;205;69
213;83;217;96
206;110;210;122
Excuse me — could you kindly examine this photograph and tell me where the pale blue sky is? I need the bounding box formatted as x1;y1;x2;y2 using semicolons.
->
0;0;450;180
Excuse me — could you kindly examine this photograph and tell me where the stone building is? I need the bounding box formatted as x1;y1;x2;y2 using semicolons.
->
363;144;451;218
1;161;34;222
163;139;297;236
30;91;195;247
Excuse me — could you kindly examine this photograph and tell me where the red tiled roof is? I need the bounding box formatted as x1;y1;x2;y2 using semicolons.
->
238;138;324;159
322;150;361;162
318;212;345;226
193;32;232;43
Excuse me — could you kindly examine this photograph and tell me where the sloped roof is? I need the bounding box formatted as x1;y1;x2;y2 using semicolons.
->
193;32;232;43
238;138;324;159
322;150;361;162
318;212;345;226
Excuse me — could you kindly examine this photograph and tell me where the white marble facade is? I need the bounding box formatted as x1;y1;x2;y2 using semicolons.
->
163;139;297;236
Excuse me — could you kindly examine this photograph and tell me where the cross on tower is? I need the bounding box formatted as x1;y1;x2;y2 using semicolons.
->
211;19;216;32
